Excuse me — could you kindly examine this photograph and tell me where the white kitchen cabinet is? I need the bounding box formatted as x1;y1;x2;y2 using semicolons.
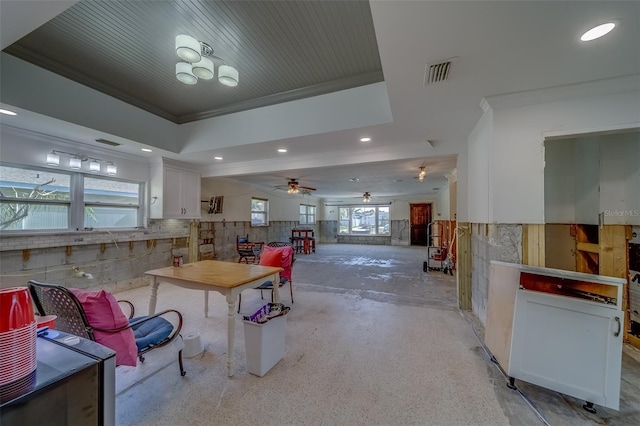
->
150;159;201;219
485;261;625;412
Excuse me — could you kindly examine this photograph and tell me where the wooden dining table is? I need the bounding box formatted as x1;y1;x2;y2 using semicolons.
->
145;260;283;377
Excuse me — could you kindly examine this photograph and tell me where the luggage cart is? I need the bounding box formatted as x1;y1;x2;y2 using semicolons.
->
423;221;445;272
427;246;447;271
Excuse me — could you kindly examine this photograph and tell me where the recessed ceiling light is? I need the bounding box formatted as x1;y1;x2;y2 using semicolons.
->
214;156;223;160
349;178;359;182
0;109;17;116
581;22;616;41
278;149;287;153
360;137;371;142
141;148;152;152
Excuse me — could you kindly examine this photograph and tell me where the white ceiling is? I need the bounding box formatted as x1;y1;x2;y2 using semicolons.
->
1;1;639;202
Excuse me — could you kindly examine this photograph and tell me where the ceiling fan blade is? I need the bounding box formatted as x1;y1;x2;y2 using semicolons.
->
299;185;316;191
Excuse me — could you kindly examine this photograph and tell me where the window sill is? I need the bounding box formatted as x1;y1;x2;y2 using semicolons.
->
0;228;147;238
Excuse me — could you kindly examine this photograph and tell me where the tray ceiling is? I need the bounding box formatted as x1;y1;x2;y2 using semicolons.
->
4;0;383;123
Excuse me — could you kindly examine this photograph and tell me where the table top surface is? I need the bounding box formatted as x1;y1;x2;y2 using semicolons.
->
145;260;283;289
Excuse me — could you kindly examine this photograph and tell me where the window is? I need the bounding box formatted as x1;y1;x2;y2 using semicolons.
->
251;197;269;226
84;177;141;228
0;164;143;232
0;166;71;230
299;204;316;224
339;206;390;235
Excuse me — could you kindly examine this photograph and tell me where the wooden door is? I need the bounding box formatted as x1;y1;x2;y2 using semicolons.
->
410;203;431;246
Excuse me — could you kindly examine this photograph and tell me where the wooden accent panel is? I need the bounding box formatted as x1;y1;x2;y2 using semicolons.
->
523;224;545;267
189;221;199;263
599;225;632;344
577;242;599;253
544;224;576;271
575;225;599;274
457;222;472;310
572;225;600;274
599;225;629;278
629;334;640;350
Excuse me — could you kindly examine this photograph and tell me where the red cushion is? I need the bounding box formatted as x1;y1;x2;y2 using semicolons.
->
260;246;293;281
259;249;282;267
69;288;138;367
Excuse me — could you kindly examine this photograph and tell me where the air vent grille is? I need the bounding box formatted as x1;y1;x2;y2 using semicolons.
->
424;57;457;85
95;138;121;147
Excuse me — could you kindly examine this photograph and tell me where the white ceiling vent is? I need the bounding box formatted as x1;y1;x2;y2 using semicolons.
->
424;57;457;85
95;138;121;147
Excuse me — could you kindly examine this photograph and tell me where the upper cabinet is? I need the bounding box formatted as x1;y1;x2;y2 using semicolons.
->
544;130;640;225
150;158;201;219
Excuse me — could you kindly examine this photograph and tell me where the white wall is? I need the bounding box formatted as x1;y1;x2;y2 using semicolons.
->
465;106;492;223
434;183;450;220
1;54;180;152
200;177;320;222
544;139;576;223
574;137;600;225
467;75;640;224
448;174;457;220
0;125;150;183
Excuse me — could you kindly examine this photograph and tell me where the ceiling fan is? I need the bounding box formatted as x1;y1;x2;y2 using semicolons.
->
276;178;316;194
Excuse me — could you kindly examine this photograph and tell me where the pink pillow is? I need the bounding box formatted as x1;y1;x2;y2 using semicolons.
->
69;288;138;367
260;246;294;281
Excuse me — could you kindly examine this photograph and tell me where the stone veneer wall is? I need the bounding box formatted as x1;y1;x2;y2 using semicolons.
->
197;221;317;262
337;235;391;245
318;220;338;243
470;223;522;326
0;219;191;292
0;217;421;293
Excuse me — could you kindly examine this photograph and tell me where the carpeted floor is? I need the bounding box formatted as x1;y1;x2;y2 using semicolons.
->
113;244;640;426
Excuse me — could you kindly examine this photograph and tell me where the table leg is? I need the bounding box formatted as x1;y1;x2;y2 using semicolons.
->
226;296;236;377
148;277;159;315
204;290;209;318
272;272;281;303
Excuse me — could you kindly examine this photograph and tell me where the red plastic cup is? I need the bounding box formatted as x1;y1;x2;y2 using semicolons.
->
36;315;57;330
0;287;35;332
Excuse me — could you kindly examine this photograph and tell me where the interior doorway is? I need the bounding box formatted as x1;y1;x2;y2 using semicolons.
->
410;203;432;246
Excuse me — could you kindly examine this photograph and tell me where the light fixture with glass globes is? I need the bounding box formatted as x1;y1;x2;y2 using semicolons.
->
363;192;371;203
287;183;300;195
418;166;427;182
46;150;117;175
175;35;239;87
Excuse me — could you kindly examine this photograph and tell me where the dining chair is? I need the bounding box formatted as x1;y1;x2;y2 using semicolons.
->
237;235;262;263
28;280;186;376
237;242;295;313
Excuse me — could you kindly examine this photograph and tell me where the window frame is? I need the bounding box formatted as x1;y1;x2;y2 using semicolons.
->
250;197;269;227
0;163;144;233
83;176;144;230
299;203;316;225
338;205;390;236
